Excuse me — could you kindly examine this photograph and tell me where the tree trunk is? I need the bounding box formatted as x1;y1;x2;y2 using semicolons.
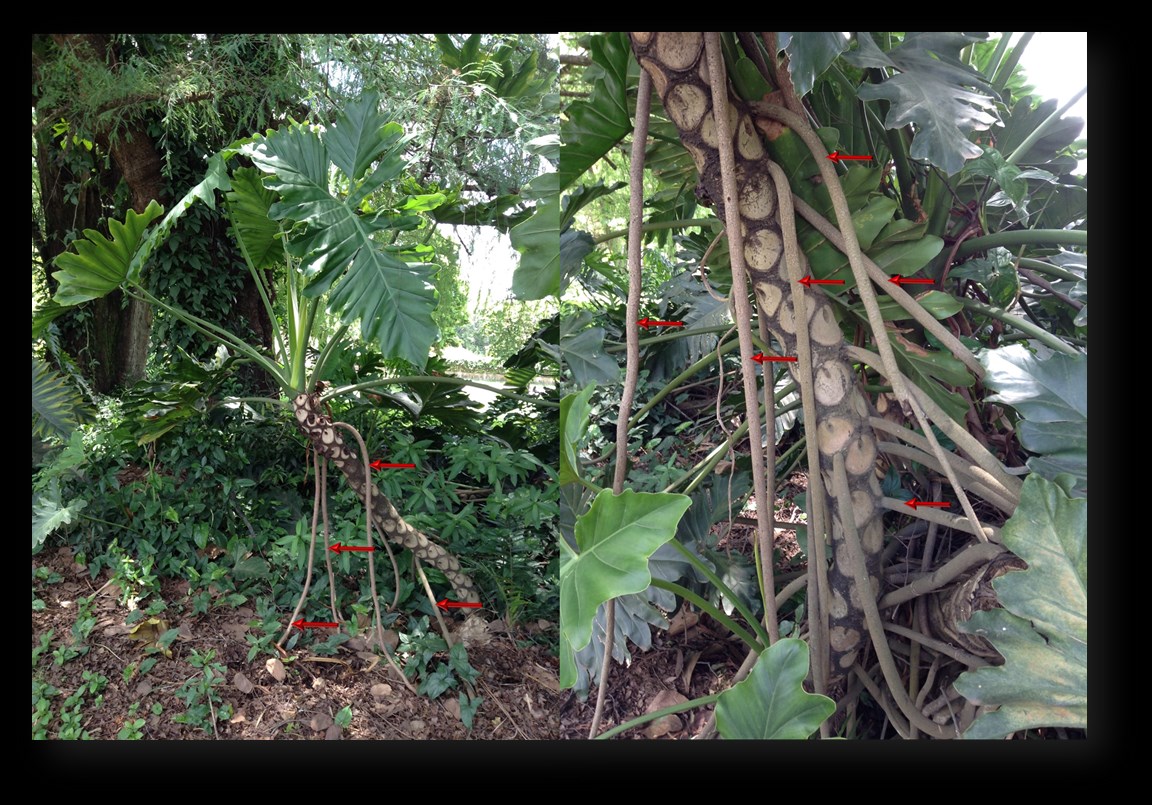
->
33;91;129;392
630;33;884;683
38;33;169;390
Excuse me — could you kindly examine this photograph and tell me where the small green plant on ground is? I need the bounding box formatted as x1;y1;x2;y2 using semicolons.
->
117;701;146;740
35;670;108;740
32;565;63;611
32;630;54;668
51;595;96;666
31;680;57;740
396;615;483;728
105;539;160;610
172;648;230;734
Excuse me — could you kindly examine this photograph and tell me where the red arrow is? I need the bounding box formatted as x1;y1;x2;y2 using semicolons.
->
889;275;934;286
638;317;685;329
436;599;483;612
752;353;798;363
329;542;375;554
799;275;846;288
904;498;951;510
827;150;874;163
292;619;339;630
370;460;416;470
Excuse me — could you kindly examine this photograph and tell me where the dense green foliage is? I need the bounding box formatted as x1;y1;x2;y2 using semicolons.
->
33;34;560;738
559;32;1086;739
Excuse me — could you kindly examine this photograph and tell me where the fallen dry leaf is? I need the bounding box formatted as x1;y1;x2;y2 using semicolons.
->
524;692;544;719
233;671;254;694
310;713;333;732
668;608;700;637
456;615;490;648
221;621;248;640
644;689;688;738
680;650;702;691
443;698;461;721
128;617;172;658
525;664;560;694
265;657;286;682
895;332;931;356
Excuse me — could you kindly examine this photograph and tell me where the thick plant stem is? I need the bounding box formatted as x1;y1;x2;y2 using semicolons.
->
955;228;1087;258
1006;86;1086;165
333;420;413;691
630;32;883;686
291;392;479;602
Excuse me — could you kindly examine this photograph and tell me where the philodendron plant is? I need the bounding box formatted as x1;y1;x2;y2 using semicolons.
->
47;93;481;637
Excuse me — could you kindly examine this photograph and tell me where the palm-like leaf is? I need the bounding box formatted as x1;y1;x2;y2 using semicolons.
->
245;93;438;369
32;356;91;440
848;32;1000;176
52;202;165;305
51;153;233;306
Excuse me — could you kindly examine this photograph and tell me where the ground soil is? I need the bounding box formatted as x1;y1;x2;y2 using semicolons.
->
32;546;561;741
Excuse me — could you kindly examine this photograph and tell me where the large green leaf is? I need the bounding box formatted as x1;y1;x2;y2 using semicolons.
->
800;199;943;292
33;486;88;552
560;489;692;688
51;201;165;305
119;345;238;445
561;313;618;386
510;175;560;300
561;181;626;229
779;32;850;98
225;167;281;270
998;96;1085;167
715;638;835;739
246;94;438;369
570;593;670;699
31;300;70;340
869;236;945;277
851;290;962;322
558;32;633;191
766;126;841;216
955;475;1087;738
980;345;1087;496
560;227;595;293
390;377;483;433
950;248;1021;309
848;33;1000;176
